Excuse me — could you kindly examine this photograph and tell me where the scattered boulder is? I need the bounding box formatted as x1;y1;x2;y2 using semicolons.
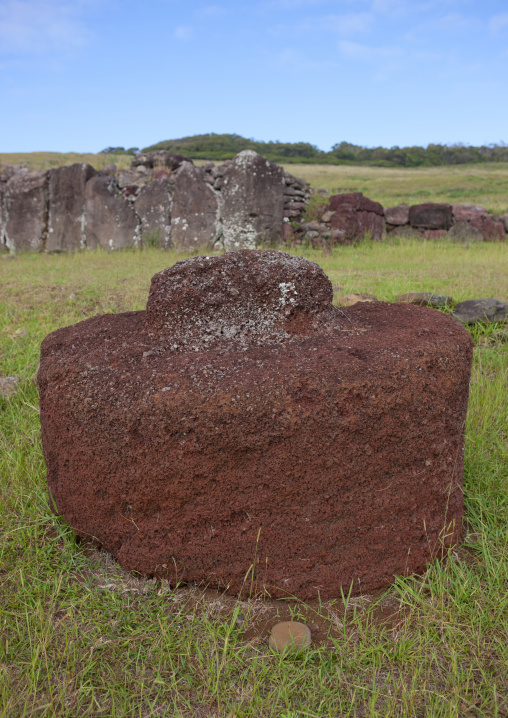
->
409;203;454;230
0;376;19;398
337;292;377;307
134;177;172;248
448;221;483;243
221;151;285;250
47;164;96;252
3;170;49;251
84;176;139;250
38;250;473;600
171;163;221;250
453;299;508;325
396;292;453;309
503;214;508;232
385;204;409;226
269;622;311;652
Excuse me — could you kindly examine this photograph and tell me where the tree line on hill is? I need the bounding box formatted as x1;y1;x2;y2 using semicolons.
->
101;134;508;167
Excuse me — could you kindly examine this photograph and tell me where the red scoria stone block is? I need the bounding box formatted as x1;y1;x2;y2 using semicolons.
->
38;250;473;600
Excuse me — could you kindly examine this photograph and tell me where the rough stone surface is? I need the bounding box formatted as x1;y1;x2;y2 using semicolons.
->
330;207;385;244
326;193;385;244
448;221;483;243
221;151;285;249
409;203;454;230
269;622;311;652
389;225;423;240
170;163;221;250
385;204;410;226
452;204;489;223
327;193;384;216
134;177;172;248
453;298;508;324
469;215;506;242
0;376;19;398
38;250;473;600
84;176;139;250
503;214;508;232
131;151;192;172
47;164;96;252
4;170;49;251
396;293;453;308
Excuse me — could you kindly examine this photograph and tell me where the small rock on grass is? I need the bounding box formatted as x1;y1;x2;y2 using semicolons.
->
268;621;312;652
453;299;508;325
396;292;453;309
0;376;20;398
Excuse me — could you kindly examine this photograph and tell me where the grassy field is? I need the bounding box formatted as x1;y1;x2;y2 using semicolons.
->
1;241;507;716
2;153;508;215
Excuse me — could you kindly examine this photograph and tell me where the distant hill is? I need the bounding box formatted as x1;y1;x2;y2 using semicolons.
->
141;133;508;168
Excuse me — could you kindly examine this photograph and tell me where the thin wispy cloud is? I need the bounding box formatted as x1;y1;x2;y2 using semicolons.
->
301;12;374;36
174;25;193;40
195;5;225;19
0;0;90;55
489;13;508;35
338;40;403;62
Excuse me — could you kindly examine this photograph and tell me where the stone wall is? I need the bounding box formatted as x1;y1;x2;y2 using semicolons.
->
0;150;311;254
1;153;506;253
296;194;508;247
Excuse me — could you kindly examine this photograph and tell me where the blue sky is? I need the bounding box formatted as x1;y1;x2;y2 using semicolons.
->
1;0;507;153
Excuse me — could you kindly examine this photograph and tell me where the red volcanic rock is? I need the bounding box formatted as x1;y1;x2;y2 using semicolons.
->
326;193;385;244
470;215;506;242
330;208;385;244
327;192;384;215
409;203;454;230
38;250;473;600
384;204;410;226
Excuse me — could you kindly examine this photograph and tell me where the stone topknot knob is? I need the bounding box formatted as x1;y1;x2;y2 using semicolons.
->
146;250;333;347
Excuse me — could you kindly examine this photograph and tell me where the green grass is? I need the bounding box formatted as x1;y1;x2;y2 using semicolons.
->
1;243;508;716
282;163;508;215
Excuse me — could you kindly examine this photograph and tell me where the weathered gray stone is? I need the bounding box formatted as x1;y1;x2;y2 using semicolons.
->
448;221;483;243
4;170;49;252
503;214;508;232
132;151;192;172
385;204;409;226
454;299;508;325
171;163;221;250
47;164;96;252
221;150;285;250
84;176;139;250
134;177;172;248
0;376;19;398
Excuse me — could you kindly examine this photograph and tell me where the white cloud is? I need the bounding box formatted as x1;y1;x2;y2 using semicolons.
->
338;40;403;62
0;0;90;54
174;25;193;40
268;47;337;71
489;13;508;35
195;5;225;19
307;12;374;36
